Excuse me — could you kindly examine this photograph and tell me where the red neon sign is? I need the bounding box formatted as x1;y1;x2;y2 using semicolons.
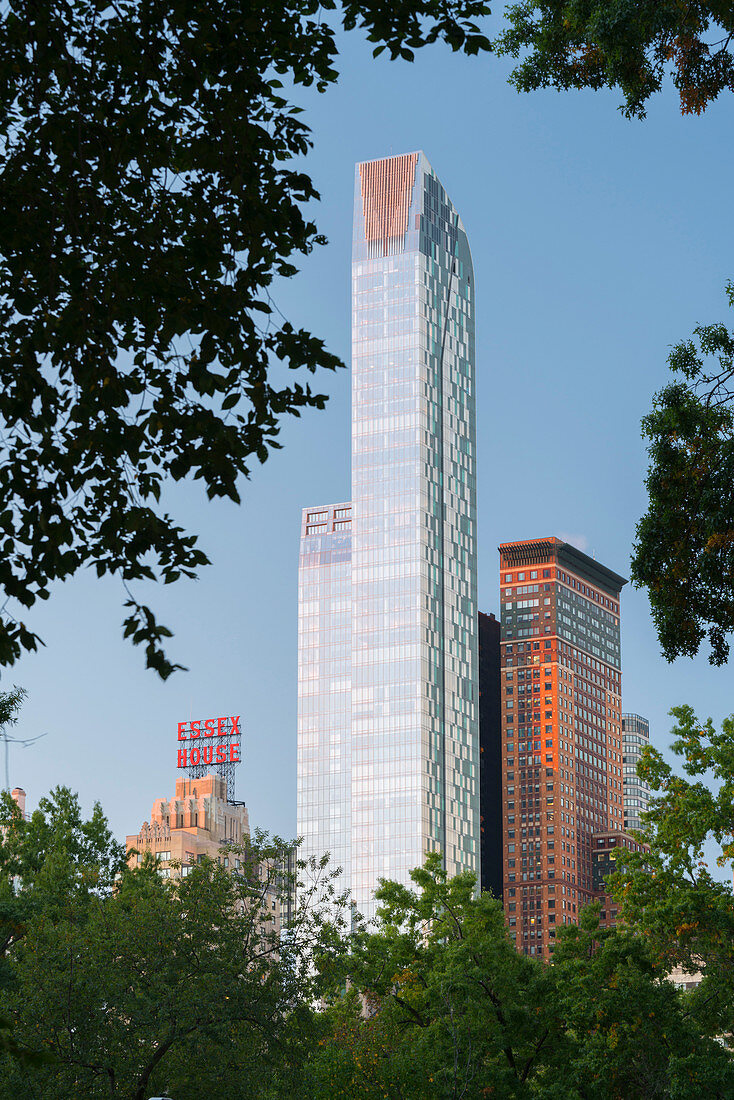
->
176;716;241;769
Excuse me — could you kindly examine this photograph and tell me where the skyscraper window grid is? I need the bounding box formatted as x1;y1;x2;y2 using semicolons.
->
621;713;651;832
350;154;478;917
296;504;353;896
296;152;479;922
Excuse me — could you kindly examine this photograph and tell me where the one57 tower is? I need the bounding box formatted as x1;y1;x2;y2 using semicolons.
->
297;152;478;918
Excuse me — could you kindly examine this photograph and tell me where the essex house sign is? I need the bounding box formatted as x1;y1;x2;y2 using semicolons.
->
176;715;241;769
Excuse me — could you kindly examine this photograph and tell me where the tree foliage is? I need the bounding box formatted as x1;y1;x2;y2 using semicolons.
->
609;704;734;1039
0;794;349;1099
631;281;734;664
0;783;126;970
311;853;734;1098
497;0;734;118
0;0;490;677
6;858;300;1098
549;906;734;1099
3;785;734;1097
0;684;25;731
0;775;127;1071
317;857;560;1097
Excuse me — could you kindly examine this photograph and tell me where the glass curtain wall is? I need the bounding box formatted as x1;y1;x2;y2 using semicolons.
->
621;713;651;832
297;505;353;896
350;152;478;918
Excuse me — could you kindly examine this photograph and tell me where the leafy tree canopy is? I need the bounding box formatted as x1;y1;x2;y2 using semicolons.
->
0;0;490;677
2;786;733;1098
549;906;734;1099
0;765;128;1070
0;782;126;968
315;856;564;1097
312;853;734;1098
0;796;349;1100
497;0;734;118
610;704;734;1040
632;281;734;665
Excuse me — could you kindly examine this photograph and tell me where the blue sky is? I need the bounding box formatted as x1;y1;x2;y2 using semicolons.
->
5;29;733;851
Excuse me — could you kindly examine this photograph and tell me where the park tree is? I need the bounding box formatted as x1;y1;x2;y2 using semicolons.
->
311;853;734;1098
314;855;563;1098
309;853;734;1098
1;789;733;1098
609;704;734;1040
550;906;734;1098
631;282;734;665
497;0;734;118
0;0;490;677
0;779;126;976
0;763;127;1070
304;987;412;1100
0;817;347;1100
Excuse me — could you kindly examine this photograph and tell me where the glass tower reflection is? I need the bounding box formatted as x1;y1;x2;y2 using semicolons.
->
297;153;478;919
297;503;353;896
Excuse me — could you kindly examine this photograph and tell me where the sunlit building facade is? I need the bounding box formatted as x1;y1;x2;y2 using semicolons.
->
499;538;626;956
127;774;249;875
297;153;479;919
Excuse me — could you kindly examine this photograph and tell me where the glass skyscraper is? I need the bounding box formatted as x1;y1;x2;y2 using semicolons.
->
297;503;353;895
297;152;478;919
621;713;651;832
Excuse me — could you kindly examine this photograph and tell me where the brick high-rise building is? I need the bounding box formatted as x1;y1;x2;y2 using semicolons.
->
499;538;626;957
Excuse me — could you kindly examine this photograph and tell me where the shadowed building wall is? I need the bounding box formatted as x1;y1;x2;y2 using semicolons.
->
479;611;502;899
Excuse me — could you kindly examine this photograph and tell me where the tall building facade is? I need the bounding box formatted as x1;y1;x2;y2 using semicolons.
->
297;152;478;919
621;713;651;832
499;538;626;956
297;503;353;894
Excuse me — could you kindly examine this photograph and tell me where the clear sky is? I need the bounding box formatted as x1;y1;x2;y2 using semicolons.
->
5;28;733;851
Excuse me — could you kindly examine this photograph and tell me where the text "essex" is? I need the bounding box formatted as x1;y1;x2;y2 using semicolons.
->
177;717;241;740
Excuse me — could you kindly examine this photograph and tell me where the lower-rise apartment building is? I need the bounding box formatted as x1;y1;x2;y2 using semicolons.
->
127;773;293;927
592;829;647;927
